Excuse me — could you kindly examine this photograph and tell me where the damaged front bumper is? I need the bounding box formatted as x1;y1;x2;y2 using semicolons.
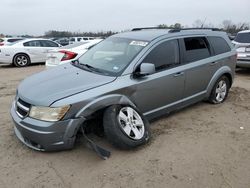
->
10;102;85;151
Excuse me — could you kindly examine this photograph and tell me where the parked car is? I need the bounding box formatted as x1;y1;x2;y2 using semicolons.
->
0;37;24;46
11;28;236;158
0;38;60;67
232;30;250;68
54;38;70;46
46;39;103;68
69;37;96;44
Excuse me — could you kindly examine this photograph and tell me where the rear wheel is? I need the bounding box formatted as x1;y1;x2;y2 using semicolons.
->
209;76;230;104
103;105;150;149
13;54;30;67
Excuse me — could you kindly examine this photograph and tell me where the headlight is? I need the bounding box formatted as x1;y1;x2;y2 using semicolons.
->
29;105;70;122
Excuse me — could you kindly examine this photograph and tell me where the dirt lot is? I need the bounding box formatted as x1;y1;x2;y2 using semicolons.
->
0;64;249;188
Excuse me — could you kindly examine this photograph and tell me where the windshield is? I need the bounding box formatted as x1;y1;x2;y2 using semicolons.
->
77;37;148;76
234;32;250;43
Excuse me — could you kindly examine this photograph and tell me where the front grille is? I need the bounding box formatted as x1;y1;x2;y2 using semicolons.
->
16;98;31;118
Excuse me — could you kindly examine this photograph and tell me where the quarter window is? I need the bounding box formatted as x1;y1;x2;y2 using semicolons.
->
143;39;180;72
183;37;210;62
208;36;231;55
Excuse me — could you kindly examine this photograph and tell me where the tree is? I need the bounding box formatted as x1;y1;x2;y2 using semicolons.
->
222;20;249;34
157;23;183;29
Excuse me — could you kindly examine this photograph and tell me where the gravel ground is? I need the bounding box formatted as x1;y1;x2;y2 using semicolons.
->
0;64;249;188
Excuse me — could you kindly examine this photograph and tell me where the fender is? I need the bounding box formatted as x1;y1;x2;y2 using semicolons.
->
75;94;137;118
205;66;233;99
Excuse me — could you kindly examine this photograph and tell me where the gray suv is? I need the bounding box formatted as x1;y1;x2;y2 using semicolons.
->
11;28;236;156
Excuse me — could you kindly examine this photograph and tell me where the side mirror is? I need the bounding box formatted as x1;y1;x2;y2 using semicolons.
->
136;63;155;76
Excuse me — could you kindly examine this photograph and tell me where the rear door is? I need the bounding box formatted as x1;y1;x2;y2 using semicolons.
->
180;36;216;98
23;40;45;62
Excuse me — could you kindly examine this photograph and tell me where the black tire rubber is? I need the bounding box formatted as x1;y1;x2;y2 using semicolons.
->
209;75;230;104
103;105;151;149
13;54;30;67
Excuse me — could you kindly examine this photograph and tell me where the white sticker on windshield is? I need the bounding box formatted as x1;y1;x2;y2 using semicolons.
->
130;41;148;47
113;66;119;70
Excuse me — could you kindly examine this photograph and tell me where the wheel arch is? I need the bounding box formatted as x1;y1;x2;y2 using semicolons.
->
75;94;137;119
12;52;31;64
205;66;233;99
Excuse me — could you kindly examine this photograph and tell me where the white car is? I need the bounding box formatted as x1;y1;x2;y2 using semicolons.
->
69;37;96;44
0;38;60;67
232;30;250;68
0;37;24;46
46;39;102;68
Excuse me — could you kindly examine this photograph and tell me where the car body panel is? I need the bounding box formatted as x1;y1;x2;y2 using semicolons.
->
17;64;116;106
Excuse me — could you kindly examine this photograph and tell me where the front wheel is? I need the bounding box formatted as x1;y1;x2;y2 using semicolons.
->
209;76;230;104
103;105;151;149
13;54;30;67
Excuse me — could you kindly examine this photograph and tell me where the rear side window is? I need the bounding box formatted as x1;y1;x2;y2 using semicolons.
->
234;32;250;43
143;39;180;72
23;41;41;47
208;36;231;55
183;37;210;62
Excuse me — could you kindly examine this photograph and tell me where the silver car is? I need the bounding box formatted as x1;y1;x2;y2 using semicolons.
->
11;28;236;157
232;30;250;68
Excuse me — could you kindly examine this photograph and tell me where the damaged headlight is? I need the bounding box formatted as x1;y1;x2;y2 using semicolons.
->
29;105;70;122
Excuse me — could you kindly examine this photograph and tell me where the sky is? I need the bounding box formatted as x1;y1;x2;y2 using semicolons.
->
1;0;250;35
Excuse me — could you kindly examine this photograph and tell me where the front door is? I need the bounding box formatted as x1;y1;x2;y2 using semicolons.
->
131;39;185;116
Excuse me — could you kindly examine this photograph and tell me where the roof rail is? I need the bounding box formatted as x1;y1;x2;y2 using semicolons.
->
131;27;169;31
169;28;222;33
131;27;222;32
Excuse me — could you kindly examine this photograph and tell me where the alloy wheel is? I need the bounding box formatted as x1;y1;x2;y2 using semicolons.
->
118;107;145;140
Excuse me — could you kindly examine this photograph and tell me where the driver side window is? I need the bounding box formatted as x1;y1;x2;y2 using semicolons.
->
143;39;180;72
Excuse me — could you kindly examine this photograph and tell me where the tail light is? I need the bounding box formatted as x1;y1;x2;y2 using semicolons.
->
59;50;78;61
0;43;4;46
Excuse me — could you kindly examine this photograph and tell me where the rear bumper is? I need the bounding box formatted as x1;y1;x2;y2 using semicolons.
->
45;60;70;68
10;102;85;151
237;59;250;68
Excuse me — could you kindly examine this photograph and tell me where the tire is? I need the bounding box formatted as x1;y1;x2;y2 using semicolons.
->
13;54;30;67
209;76;230;104
103;105;151;149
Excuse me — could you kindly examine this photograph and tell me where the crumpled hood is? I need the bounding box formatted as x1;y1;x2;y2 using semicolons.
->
18;64;116;106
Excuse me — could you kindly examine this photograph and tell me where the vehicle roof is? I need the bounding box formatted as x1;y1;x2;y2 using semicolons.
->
2;37;23;40
20;38;52;42
238;30;250;34
112;29;226;41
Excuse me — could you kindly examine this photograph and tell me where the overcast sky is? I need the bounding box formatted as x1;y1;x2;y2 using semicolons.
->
1;0;250;35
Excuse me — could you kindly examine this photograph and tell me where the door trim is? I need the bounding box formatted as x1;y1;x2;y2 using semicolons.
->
143;90;206;116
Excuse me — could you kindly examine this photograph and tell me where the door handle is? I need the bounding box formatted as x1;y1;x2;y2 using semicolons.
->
173;72;184;77
210;62;218;66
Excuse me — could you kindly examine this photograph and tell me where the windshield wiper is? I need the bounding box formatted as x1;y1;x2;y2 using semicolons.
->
71;60;108;75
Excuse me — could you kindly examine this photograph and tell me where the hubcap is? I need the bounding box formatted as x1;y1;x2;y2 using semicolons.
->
118;107;145;140
215;80;227;102
16;56;28;66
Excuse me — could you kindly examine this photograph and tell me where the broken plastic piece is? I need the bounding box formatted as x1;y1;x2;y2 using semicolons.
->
81;126;111;160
